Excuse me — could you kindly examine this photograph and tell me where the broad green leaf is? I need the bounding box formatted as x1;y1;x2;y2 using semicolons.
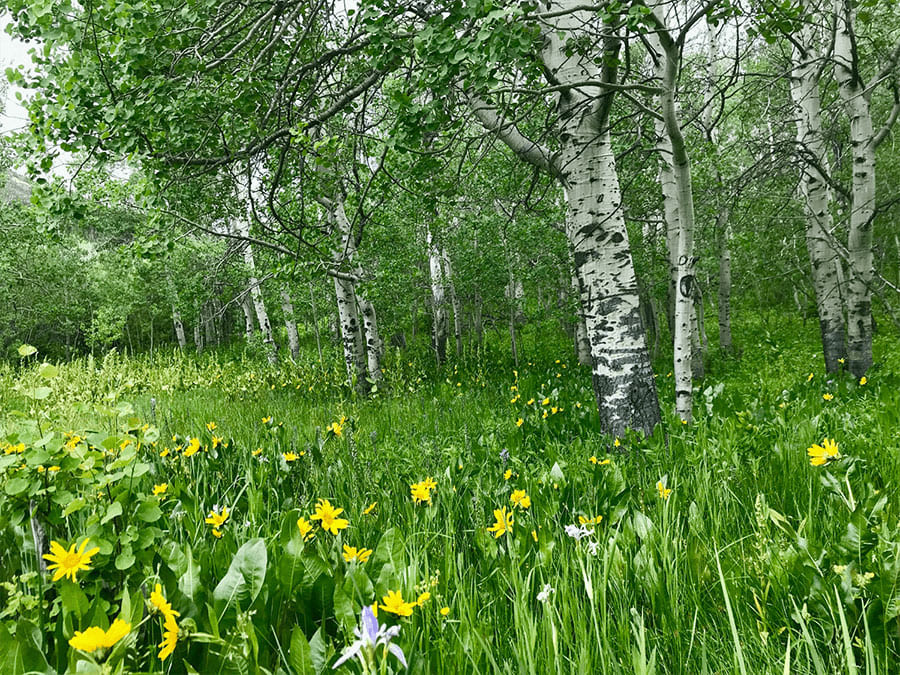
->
213;538;267;610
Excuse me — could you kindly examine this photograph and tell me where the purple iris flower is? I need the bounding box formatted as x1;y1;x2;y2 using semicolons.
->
333;605;407;670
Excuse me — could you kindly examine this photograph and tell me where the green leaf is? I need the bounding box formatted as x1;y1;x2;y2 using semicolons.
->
38;362;59;379
17;344;37;357
28;386;52;400
179;549;201;601
102;501;123;524
135;501;162;522
5;477;30;497
115;547;135;570
63;497;86;517
213;538;267;610
289;627;315;675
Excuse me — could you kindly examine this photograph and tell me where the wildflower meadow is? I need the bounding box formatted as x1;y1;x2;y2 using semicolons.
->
1;317;899;674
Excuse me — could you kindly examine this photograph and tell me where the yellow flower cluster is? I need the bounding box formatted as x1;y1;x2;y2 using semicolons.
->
487;506;514;538
204;507;229;538
410;477;437;505
310;499;349;535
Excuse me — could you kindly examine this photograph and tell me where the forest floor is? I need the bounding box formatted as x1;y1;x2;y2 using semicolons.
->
1;313;899;674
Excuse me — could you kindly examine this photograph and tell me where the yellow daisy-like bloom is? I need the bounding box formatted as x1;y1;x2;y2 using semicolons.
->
656;481;672;500
613;438;621;448
342;545;373;563
510;490;531;509
262;416;272;424
297;516;315;541
152;483;168;496
859;377;867;385
527;398;534;405
212;436;223;448
44;538;100;582
823;393;834;401
422;476;437;491
416;592;431;606
150;584;179;620
4;442;25;455
541;398;550;405
531;529;538;542
252;448;263;456
362;501;377;515
158;616;178;661
283;452;299;462
310;499;349;535
183;437;201;458
69;618;130;653
205;507;229;530
410;482;432;505
326;417;346;437
206;422;217;432
503;469;512;480
487;507;514;538
579;515;603;526
807;373;814;382
516;418;524;428
440;606;450;616
379;590;415;617
808;438;840;466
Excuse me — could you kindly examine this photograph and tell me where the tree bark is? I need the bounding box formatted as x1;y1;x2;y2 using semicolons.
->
358;294;383;383
441;248;463;358
234;218;278;364
426;225;448;364
280;286;300;361
241;295;255;340
717;218;734;354
791;27;846;372
834;0;875;378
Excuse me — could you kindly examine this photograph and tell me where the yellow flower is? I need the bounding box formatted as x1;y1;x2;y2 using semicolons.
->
252;448;263;456
510;490;531;509
808;438;840;466
656;481;672;500
205;507;229;530
206;422;217;432
326;417;346;437
283;452;299;462
310;499;349;535
150;584;179;619
440;606;450;616
823;393;834;401
613;438;621;448
158;617;178;661
807;373;814;382
503;469;512;480
860;377;867;385
541;398;550;405
410;482;432;505
487;507;514;538
516;418;524;428
380;590;415;617
363;501;377;515
422;476;437;491
342;545;373;563
4;442;25;455
838;358;845;364
416;592;431;606
551;406;558;414
527;398;534;405
579;515;603;526
48;466;60;472
69;619;130;653
183;437;201;457
531;529;538;542
262;416;272;424
212;436;223;448
297;516;315;541
44;538;100;582
152;483;168;496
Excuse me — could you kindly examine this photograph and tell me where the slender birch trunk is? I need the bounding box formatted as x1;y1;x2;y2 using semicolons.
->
426;225;448;364
308;280;323;362
329;200;369;393
238;294;253;339
791;29;846;372
166;275;187;349
648;19;699;422
280;287;300;362
717;218;734;353
193;301;203;353
234;218;278;364
834;0;875;378
441;248;463;358
567;244;592;366
358;295;383;383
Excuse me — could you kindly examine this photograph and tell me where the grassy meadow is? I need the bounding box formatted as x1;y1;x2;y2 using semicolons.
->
1;314;899;674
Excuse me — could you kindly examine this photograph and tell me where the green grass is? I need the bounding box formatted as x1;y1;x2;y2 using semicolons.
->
1;313;899;674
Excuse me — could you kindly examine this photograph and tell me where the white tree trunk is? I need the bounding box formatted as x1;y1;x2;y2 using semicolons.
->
234;218;278;364
192;300;203;353
172;306;186;349
470;0;661;435
280;286;300;362
791;29;846;373
648;20;699;422
358;295;383;383
241;295;255;339
441;248;463;358
834;1;875;378
330;200;369;393
567;245;592;366
426;225;448;363
717;218;733;354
